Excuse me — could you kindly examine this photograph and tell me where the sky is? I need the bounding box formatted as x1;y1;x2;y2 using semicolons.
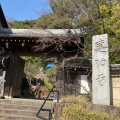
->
0;0;52;21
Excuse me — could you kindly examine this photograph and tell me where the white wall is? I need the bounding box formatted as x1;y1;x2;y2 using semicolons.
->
0;70;6;80
81;75;90;94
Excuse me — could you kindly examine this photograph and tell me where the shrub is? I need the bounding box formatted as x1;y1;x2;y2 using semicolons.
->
60;105;113;120
87;112;113;120
60;95;90;108
44;79;53;91
60;105;87;120
60;95;113;120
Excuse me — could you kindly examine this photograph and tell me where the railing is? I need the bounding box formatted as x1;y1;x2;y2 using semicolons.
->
36;85;59;120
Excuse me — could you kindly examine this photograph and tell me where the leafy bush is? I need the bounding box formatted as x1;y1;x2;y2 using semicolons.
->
60;95;90;108
44;79;53;91
60;105;113;120
87;112;113;120
60;95;113;120
46;66;56;83
60;105;86;120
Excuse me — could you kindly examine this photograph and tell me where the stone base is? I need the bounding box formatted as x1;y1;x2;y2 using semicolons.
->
54;103;61;120
4;96;12;98
54;102;74;120
86;104;120;119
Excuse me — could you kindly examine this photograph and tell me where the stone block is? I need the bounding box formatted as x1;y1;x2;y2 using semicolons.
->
87;104;120;119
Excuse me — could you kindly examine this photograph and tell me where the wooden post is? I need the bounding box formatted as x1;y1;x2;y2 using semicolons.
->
4;55;25;98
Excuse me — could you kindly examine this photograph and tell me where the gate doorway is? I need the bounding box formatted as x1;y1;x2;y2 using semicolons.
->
0;28;85;98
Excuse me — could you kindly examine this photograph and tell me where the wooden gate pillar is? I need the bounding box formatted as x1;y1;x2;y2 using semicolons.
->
4;55;25;98
55;57;65;100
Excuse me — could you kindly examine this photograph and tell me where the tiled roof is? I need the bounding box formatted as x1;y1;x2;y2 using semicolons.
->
0;28;86;38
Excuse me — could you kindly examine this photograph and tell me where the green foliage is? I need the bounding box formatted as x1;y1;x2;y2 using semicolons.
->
44;79;53;91
60;95;113;120
45;66;56;83
34;13;71;29
99;1;120;63
60;95;90;108
75;0;120;63
60;105;113;120
87;112;113;120
50;0;82;17
9;13;71;29
22;56;47;69
8;20;36;28
60;105;86;120
9;0;120;64
21;56;47;79
21;56;54;94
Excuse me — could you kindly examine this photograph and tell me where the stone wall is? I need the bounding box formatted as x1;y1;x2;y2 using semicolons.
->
87;104;120;119
110;64;120;106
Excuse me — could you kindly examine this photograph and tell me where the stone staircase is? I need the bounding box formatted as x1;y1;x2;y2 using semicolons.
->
0;98;55;120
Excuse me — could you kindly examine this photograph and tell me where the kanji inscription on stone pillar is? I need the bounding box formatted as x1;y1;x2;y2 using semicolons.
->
92;34;111;105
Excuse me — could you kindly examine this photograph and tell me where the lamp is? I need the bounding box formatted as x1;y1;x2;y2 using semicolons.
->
6;42;9;48
21;42;25;46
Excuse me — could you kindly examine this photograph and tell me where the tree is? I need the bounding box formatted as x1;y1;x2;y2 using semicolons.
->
98;1;120;63
22;56;47;80
8;20;36;28
49;0;120;63
34;13;71;29
9;0;120;63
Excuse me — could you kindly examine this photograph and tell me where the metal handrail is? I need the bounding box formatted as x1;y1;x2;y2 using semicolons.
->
36;85;59;120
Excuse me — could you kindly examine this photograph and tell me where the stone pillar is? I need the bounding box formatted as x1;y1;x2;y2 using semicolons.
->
92;34;111;105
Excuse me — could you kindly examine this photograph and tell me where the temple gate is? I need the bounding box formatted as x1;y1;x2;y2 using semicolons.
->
0;28;85;98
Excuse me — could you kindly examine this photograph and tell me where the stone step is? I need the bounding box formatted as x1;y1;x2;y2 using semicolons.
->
0;104;54;114
0;98;54;106
0;103;54;110
0;98;55;120
0;114;44;120
0;108;50;117
0;103;40;111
